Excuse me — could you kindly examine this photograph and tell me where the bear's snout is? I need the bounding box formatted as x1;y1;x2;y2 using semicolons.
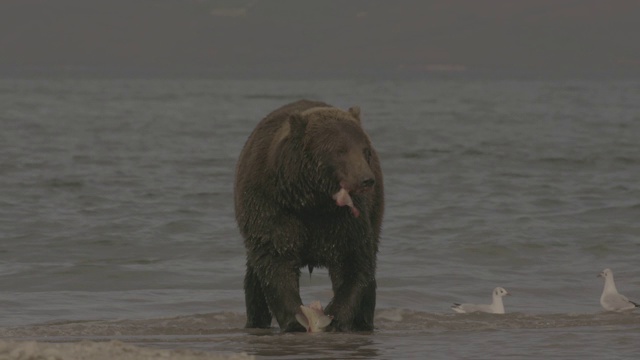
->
339;172;375;193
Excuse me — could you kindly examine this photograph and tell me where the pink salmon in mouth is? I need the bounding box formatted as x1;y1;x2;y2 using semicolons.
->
332;187;360;217
295;301;333;333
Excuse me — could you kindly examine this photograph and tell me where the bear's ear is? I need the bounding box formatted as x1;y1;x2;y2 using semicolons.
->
348;106;361;124
271;112;306;150
269;113;307;166
288;112;308;136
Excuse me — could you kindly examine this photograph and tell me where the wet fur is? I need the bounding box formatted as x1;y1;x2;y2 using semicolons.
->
234;100;384;332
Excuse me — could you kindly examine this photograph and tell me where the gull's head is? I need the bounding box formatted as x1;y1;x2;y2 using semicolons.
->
494;287;510;297
598;268;612;279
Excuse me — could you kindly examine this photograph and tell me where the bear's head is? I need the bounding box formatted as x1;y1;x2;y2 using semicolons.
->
292;106;378;217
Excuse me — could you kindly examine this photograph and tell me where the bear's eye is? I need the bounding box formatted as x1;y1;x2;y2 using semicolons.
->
363;148;372;163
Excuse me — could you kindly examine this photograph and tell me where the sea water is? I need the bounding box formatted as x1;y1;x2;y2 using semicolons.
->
1;78;639;359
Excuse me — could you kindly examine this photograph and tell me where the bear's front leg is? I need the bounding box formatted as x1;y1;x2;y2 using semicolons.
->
325;260;377;332
242;215;308;332
253;257;306;332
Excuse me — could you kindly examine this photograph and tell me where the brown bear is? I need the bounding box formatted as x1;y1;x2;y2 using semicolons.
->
234;100;384;332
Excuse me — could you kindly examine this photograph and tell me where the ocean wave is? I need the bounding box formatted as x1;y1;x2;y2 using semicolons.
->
0;312;245;338
2;310;638;339
243;94;310;100
2;310;638;359
535;154;640;166
534;156;595;165
0;340;253;360
375;308;640;331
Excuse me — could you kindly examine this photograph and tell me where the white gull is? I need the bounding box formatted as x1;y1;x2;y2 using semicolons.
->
598;268;638;312
451;287;510;314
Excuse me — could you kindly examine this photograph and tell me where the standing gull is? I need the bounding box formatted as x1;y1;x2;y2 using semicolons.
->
598;268;639;312
451;287;510;314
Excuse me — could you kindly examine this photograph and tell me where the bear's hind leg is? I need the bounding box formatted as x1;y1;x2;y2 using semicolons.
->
244;265;272;328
